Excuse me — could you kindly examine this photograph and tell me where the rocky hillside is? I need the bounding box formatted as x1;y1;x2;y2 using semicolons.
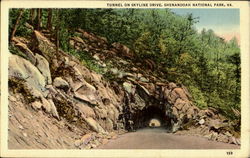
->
8;28;240;149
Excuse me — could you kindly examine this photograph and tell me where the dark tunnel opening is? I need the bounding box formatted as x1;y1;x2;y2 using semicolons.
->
120;88;174;132
128;105;172;131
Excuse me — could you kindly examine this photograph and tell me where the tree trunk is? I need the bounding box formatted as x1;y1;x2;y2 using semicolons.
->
40;9;43;28
55;9;59;54
29;9;35;25
10;9;24;41
36;9;41;30
46;9;53;30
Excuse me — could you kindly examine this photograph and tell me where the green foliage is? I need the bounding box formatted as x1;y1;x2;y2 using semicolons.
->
68;49;104;74
9;44;27;59
9;9;32;38
188;85;208;109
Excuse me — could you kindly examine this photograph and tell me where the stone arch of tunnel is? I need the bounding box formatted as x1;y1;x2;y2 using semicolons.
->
130;105;173;130
120;85;176;131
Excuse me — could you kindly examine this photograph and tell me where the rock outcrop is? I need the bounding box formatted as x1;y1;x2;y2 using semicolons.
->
8;28;240;149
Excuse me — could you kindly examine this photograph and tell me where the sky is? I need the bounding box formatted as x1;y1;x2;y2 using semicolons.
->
171;9;240;42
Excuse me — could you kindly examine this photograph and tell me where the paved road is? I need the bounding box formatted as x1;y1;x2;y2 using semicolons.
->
98;128;240;149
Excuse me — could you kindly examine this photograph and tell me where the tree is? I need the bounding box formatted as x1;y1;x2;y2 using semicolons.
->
36;9;42;30
10;9;24;41
29;9;35;26
55;9;60;54
46;9;53;30
8;8;241;122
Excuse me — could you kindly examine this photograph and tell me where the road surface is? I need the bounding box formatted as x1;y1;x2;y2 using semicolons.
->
98;128;240;149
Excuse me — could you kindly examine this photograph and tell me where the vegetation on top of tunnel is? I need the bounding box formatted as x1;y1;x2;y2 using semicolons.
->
9;8;240;122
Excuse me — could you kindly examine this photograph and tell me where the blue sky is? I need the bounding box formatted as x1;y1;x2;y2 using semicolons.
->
171;9;240;35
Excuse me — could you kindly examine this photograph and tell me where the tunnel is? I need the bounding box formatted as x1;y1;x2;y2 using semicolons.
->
129;105;172;131
120;88;174;132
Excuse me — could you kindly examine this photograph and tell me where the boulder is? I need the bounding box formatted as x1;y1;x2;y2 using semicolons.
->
236;138;241;145
169;90;179;104
137;84;150;96
228;136;237;145
93;54;100;61
163;87;171;100
168;82;177;90
71;81;84;92
74;139;82;147
204;109;216;118
75;103;96;118
181;85;192;99
31;101;42;110
110;105;119;120
91;73;102;83
110;68;119;75
35;53;52;84
210;132;218;141
180;102;190;113
186;107;195;118
34;31;56;62
45;85;58;95
172;122;180;133
225;131;232;137
139;77;149;82
131;67;138;72
124;72;135;78
107;110;115;122
53;77;69;90
9;96;17;102
81;133;95;145
208;119;223;129
64;57;70;65
27;85;44;98
198;110;207;118
217;133;229;143
47;99;59;119
130;93;146;110
74;133;95;147
105;118;114;131
73;81;99;105
12;37;36;64
72;66;82;77
112;42;133;58
174;98;185;110
41;97;51;113
123;82;135;94
137;73;143;78
172;107;179;117
95;107;108;119
9;53;46;91
173;88;189;101
199;119;205;125
72;80;96;92
84;117;105;133
142;83;155;95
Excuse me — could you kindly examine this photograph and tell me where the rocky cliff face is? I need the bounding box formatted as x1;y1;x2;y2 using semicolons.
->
8;29;240;149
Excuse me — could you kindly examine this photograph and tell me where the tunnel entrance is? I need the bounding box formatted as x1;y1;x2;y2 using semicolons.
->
149;118;161;127
130;105;172;130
